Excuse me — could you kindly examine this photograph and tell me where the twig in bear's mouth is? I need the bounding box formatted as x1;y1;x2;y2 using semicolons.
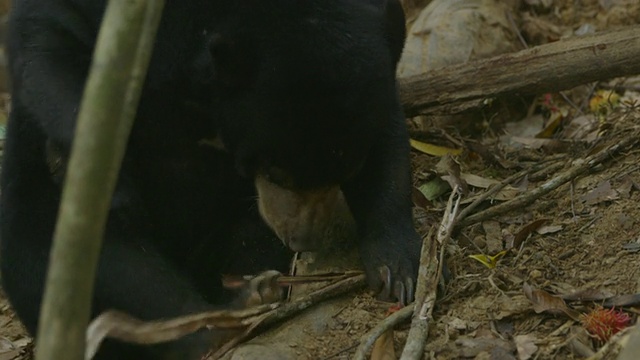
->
221;270;365;289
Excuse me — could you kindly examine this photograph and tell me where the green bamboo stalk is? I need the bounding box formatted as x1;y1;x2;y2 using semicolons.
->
35;1;165;359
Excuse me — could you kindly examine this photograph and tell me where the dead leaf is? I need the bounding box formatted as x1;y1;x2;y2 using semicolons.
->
560;288;615;302
512;219;549;249
589;89;621;114
448;317;471;331
535;225;563;235
9;338;31;349
514;334;538;360
505;114;545;139
617;175;635;198
508;136;567;150
563;114;599;141
417;178;450;201
409;138;462;156
0;338;14;352
456;173;499;188
503;231;516;250
580;180;619;205
444;173;521;201
459;173;520;195
0;350;21;360
0;336;30;360
371;329;396;360
469;250;507;269
455;336;516;358
411;186;431;209
535;107;568;139
523;283;581;321
434;153;459;174
435;154;468;194
496;295;533;320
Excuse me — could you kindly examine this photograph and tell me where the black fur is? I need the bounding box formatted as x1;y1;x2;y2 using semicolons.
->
0;1;421;358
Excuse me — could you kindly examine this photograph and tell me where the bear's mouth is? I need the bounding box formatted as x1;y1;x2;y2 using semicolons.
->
254;175;341;252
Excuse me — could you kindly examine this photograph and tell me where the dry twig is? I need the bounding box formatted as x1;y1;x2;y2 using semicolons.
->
401;187;462;359
587;324;636;360
209;273;367;359
352;188;464;360
351;306;414;360
455;157;565;226
86;273;366;360
457;134;640;227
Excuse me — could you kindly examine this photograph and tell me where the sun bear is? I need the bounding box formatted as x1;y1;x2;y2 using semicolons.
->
0;1;421;358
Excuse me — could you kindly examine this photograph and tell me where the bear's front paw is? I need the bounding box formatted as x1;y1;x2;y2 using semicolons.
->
375;264;415;305
360;232;421;305
233;270;283;308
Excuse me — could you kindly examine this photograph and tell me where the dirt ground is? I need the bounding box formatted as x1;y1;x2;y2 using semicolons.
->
2;1;640;359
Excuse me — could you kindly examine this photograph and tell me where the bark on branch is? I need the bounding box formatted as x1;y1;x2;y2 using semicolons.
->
399;25;640;116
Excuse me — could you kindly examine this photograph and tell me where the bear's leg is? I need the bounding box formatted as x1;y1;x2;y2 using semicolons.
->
341;104;421;305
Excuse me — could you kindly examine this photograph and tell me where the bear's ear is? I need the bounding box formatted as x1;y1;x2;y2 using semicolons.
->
372;0;406;65
210;34;257;90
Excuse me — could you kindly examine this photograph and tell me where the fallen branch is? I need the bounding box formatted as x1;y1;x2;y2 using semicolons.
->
86;304;276;360
616;322;640;360
208;273;367;359
398;229;436;359
253;274;366;328
351;188;464;360
351;306;414;360
586;324;636;360
400;189;459;359
457;132;640;228
455;157;567;226
85;273;366;360
399;26;640;116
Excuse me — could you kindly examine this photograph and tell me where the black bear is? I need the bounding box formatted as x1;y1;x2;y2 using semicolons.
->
0;0;421;359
